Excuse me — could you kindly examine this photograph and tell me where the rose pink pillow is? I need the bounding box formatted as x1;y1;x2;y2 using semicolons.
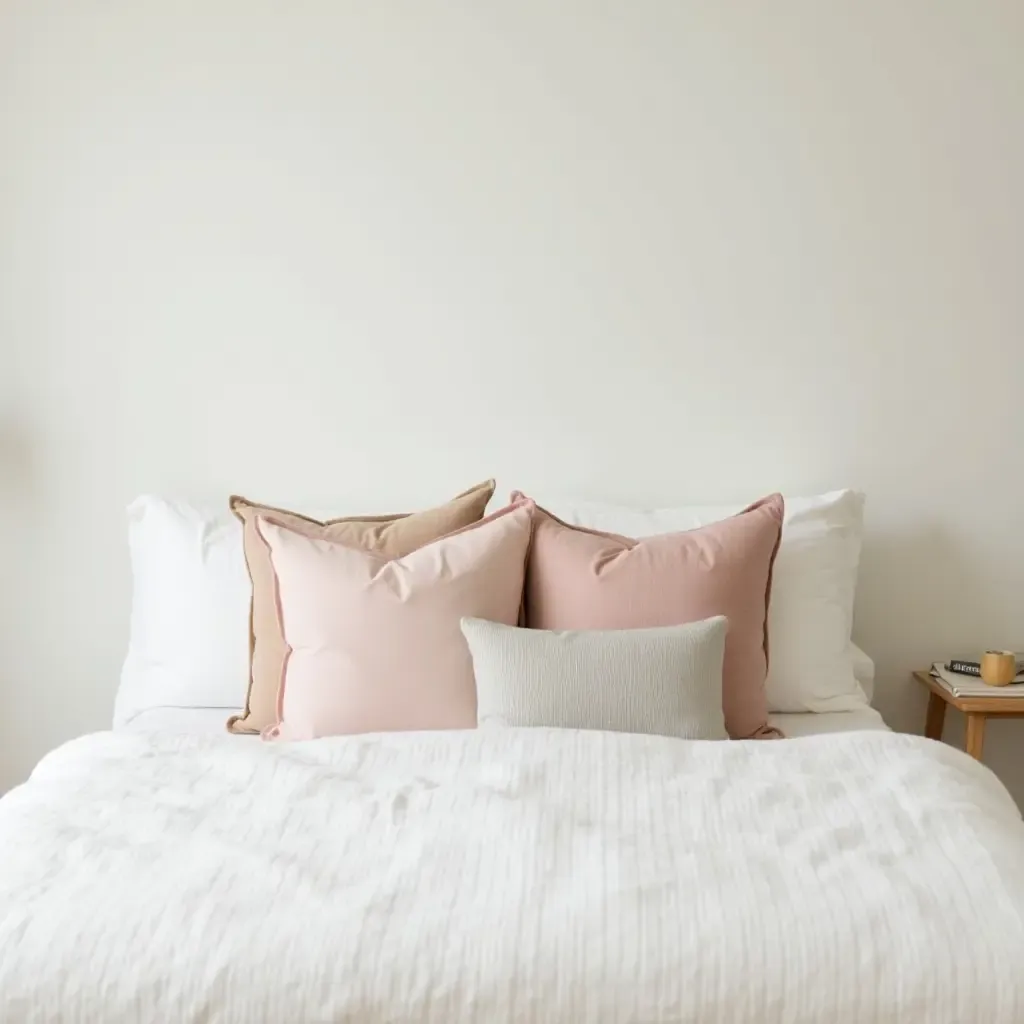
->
516;492;784;740
256;500;533;740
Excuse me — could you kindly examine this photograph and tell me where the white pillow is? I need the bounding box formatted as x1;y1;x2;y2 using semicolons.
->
462;616;728;739
114;497;251;727
538;490;867;714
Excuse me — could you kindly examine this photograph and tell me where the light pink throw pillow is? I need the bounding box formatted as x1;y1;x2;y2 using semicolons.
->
516;493;785;740
256;500;534;740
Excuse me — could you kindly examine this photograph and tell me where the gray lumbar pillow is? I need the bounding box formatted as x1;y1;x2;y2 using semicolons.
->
460;615;728;740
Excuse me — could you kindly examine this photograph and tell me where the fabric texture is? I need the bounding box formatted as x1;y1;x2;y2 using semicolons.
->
518;492;784;740
1;728;1023;1022
227;480;495;734
258;499;532;740
463;616;728;739
540;490;866;714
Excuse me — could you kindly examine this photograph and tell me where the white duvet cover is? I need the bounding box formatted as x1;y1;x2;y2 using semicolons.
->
1;728;1023;1023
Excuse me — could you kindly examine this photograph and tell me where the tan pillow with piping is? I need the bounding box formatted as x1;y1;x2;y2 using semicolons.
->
226;480;495;734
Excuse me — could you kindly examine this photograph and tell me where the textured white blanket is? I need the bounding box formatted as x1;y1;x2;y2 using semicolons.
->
1;728;1023;1023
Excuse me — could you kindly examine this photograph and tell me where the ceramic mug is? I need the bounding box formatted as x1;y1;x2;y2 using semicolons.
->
980;650;1017;686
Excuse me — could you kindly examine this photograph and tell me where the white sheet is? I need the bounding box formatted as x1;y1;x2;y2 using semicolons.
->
1;728;1022;1022
120;705;240;735
122;705;891;738
770;705;888;736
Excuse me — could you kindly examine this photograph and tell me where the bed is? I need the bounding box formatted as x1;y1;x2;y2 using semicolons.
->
5;490;1024;1021
2;712;1024;1022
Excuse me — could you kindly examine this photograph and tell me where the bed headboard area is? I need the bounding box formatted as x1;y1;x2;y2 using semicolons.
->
1;4;1021;799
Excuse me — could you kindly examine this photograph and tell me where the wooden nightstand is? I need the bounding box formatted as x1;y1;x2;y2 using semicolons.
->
913;670;1024;761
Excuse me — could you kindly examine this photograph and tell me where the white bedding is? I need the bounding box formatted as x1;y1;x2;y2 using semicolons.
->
120;704;891;737
1;728;1023;1022
772;705;887;736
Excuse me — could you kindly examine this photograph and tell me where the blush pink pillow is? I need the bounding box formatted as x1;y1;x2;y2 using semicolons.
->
256;500;533;740
516;492;784;740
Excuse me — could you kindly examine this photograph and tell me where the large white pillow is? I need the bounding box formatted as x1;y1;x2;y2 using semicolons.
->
114;497;251;727
538;490;867;714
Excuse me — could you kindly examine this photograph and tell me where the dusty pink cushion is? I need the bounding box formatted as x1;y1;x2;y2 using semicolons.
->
517;493;784;740
257;500;534;740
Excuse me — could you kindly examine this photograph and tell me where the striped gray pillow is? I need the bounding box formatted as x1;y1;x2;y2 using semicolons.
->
461;616;728;740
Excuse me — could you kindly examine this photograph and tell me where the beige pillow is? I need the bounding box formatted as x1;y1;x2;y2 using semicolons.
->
226;480;495;734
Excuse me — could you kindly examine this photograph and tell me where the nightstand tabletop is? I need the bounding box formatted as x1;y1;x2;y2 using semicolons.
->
912;670;1024;716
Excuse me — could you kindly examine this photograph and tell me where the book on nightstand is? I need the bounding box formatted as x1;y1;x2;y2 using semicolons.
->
931;661;1024;697
945;657;1024;677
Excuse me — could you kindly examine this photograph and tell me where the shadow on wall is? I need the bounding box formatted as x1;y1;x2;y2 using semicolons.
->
0;417;37;510
856;522;1005;730
0;416;41;786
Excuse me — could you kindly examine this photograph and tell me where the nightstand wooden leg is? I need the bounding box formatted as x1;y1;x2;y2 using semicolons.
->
965;714;987;760
925;692;947;741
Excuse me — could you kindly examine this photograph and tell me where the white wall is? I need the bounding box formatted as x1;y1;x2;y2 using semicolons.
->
2;3;1023;797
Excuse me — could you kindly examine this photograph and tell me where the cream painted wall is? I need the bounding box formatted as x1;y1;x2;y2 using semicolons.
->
1;3;1022;797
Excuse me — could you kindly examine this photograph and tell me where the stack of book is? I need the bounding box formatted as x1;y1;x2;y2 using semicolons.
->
931;658;1024;698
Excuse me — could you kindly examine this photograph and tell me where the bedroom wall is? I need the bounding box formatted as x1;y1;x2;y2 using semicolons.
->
1;3;1022;797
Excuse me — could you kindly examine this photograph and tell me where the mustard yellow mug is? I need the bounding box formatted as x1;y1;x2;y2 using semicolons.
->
980;650;1017;687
